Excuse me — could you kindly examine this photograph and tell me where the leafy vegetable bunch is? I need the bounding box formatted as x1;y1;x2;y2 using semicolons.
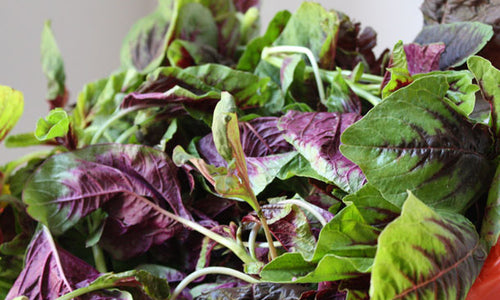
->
1;0;500;299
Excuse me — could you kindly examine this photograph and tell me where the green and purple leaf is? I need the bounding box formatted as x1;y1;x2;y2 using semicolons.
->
341;76;494;211
278;110;366;193
120;0;177;73
41;20;67;109
480;163;500;250
370;193;487;300
243;202;316;256
23;144;191;259
260;204;378;283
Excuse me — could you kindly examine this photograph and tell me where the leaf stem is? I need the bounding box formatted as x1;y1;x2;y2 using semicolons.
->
124;191;257;266
90;107;139;145
55;282;111;300
170;267;260;300
257;210;278;260
278;199;329;227
262;46;326;104
248;223;261;260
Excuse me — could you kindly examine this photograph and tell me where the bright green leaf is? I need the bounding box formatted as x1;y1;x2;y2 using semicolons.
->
35;108;69;141
0;86;24;142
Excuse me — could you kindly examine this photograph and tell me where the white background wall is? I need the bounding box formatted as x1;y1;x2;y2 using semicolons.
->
0;0;422;164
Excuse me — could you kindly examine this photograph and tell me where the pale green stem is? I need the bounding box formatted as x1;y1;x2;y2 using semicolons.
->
278;199;329;227
115;125;139;144
90;107;139;145
55;282;112;300
346;81;381;106
122;191;256;266
248;223;261;260
262;45;326;104
171;267;260;300
91;244;107;273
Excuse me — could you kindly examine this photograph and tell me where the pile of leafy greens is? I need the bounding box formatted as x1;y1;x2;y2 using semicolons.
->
1;0;500;299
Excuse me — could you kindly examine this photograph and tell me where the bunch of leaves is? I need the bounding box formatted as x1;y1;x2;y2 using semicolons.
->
2;1;500;300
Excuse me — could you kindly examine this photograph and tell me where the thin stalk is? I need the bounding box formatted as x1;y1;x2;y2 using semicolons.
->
55;282;112;300
90;107;139;145
262;45;326;104
91;245;107;273
257;210;278;260
248;223;261;260
122;191;256;266
278;199;329;227
171;267;260;300
115;125;139;144
346;81;381;106
263;48;383;84
87;219;107;273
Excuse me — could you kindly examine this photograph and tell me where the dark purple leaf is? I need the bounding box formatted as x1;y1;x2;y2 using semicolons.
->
23;144;191;260
277;111;365;193
414;22;493;69
6;227;100;300
404;43;445;75
195;282;310;300
335;13;389;75
420;0;500;68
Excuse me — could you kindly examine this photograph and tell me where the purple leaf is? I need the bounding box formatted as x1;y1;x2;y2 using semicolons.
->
198;117;292;167
6;227;100;300
23;144;191;260
278;111;365;193
404;43;445;75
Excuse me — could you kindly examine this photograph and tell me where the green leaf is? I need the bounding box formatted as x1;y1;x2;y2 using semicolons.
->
41;20;66;103
415;70;479;117
0;86;23;143
341;76;494;211
370;192;487;300
34;108;70;141
260;252;372;283
414;22;493;69
342;184;401;228
312;204;379;262
4;133;44;148
467;56;500;136
212;92;238;162
237;10;291;72
481;163;500;249
273;2;338;69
